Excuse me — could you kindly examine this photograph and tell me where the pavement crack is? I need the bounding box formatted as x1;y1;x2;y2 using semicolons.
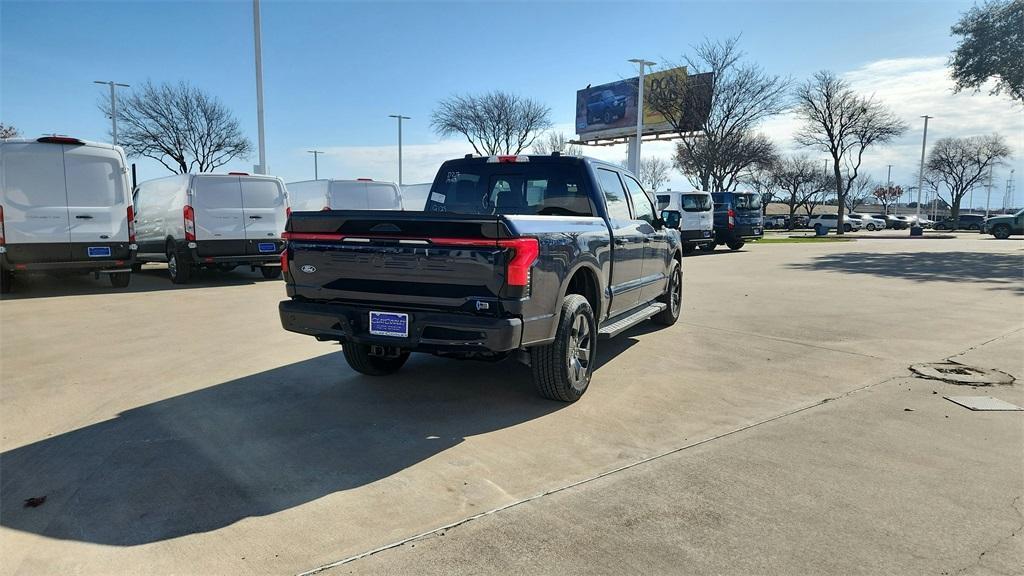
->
677;321;886;360
950;495;1023;576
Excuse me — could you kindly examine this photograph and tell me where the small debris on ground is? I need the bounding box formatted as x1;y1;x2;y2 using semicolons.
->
23;496;46;508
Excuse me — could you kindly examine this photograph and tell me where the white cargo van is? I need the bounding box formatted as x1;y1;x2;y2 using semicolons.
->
133;173;288;284
286;179;404;211
0;136;135;292
656;190;714;253
399;183;432;211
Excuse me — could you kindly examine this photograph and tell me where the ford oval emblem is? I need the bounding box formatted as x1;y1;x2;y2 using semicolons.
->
300;265;316;274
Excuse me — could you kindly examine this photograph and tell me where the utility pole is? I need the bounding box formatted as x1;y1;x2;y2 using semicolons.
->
253;0;266;174
307;150;323;180
388;114;410;186
627;59;655;175
913;115;932;234
93;80;130;145
886;164;893;215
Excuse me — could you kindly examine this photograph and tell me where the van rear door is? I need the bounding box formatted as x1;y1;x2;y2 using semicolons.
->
192;176;245;256
239;177;287;255
0;142;72;262
64;144;132;261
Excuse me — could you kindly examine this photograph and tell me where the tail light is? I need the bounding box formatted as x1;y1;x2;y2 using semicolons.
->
280;247;289;273
500;237;539;287
0;205;5;247
728;208;735;230
127;206;136;243
286;207;292;218
183;205;196;241
321;206;331;211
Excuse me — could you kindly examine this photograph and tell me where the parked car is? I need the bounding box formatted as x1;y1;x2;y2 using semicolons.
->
0;136;135;293
133;173;288;283
287;179;404;211
279;154;683;403
710;192;763;250
981;209;1024;239
808;214;862;233
586;90;628;125
849;213;887;231
934;214;986;231
656;191;714;253
883;214;910;230
865;213;892;229
764;215;787;229
909;215;935;229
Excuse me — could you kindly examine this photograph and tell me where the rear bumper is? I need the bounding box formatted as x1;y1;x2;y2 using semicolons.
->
279;299;523;352
680;229;715;244
188;249;280;266
1;246;135;272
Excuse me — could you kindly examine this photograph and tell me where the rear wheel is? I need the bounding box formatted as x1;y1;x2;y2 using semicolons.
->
131;263;143;273
342;342;410;376
603;111;612;124
217;264;237;273
652;261;682;326
866;223;876;231
260;266;282;280
108;271;131;288
727;239;745;250
0;268;13;294
167;247;192;284
843;223;852;233
681;243;695;255
814;224;823;235
993;224;1011;240
530;294;595;402
701;242;717;251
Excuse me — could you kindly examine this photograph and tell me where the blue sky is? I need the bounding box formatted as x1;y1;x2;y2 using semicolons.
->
2;0;1021;207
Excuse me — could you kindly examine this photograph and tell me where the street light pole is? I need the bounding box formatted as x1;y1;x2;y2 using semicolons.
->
627;59;655;175
253;0;266;174
914;115;932;233
886;164;893;215
388;114;410;186
94;80;130;145
307;150;323;180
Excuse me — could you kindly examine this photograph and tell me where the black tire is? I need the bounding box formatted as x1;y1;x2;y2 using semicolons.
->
681;243;696;255
992;224;1011;240
0;268;13;294
652;261;682;326
342;342;410;376
167;245;192;284
843;223;852;233
603;111;612;124
866;223;876;231
530;294;596;403
108;271;131;288
969;224;980;231
260;266;282;280
727;239;745;251
814;224;823;235
701;242;717;251
217;264;237;273
131;263;143;273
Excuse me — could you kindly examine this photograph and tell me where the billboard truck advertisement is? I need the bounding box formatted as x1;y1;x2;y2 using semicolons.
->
575;67;710;141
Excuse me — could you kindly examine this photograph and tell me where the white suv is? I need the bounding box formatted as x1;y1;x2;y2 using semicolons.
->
809;214;862;233
849;213;886;231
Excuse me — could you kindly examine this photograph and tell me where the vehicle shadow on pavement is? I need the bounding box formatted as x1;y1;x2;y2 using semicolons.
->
788;251;1024;294
0;351;599;546
0;266;273;300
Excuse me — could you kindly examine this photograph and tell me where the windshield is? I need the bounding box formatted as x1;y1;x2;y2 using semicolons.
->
425;162;593;217
734;194;761;211
681;194;713;212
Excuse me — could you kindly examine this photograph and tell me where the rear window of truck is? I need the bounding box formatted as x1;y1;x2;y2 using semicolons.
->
425;163;594;217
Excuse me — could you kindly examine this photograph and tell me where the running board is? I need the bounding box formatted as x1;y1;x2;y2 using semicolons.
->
598;302;666;338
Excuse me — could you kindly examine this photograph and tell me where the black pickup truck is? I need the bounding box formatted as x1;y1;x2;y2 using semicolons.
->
279;154;683;402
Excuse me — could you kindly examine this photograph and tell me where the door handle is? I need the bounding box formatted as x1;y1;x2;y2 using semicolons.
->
248;215;263;219
75;215;94;219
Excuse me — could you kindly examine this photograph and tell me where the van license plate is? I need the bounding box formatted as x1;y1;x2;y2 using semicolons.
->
369;312;409;338
753;228;761;235
258;242;276;253
87;246;111;258
702;230;711;237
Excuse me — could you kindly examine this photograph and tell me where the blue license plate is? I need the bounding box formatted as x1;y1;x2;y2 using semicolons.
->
702;230;711;237
258;242;276;253
87;246;111;258
369;311;409;338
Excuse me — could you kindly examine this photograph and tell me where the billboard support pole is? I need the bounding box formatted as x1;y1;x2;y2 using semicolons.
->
628;59;655;174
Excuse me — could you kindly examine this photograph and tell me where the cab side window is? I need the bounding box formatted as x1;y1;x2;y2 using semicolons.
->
596;168;631;221
623;175;654;224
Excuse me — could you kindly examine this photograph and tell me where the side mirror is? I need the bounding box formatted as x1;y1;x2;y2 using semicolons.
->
661;210;682;230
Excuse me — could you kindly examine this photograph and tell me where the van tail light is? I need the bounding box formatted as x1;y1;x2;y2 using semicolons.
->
0;205;5;247
183;205;196;241
280;247;289;273
321;206;331;211
286;207;292;218
728;208;736;230
127;206;136;243
500;237;539;287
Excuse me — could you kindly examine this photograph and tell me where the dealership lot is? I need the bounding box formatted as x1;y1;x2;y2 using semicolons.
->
1;236;1021;575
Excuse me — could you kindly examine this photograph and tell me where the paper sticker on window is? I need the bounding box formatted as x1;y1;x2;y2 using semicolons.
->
430;192;446;203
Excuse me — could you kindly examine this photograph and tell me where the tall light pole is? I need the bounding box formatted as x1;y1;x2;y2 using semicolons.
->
627;58;655;175
914;115;932;232
94;80;130;145
388;114;410;186
886;164;893;215
307;150;323;180
253;0;266;174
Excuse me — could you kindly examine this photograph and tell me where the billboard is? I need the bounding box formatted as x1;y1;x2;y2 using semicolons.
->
575;67;712;141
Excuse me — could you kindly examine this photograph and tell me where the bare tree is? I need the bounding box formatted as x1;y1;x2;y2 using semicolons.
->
794;71;908;234
926;134;1012;226
648;36;791;192
742;161;779;215
639;157;672;191
871;184;904;213
102;81;251;174
431;91;551;156
949;0;1023;102
773;155;828;227
531;131;582;156
0;123;19;139
844;176;875;213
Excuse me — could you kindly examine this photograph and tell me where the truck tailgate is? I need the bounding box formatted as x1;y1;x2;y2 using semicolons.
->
284;211;519;312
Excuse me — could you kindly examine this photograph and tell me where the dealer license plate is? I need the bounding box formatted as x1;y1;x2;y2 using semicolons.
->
258;242;276;253
369;311;409;338
87;246;111;258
